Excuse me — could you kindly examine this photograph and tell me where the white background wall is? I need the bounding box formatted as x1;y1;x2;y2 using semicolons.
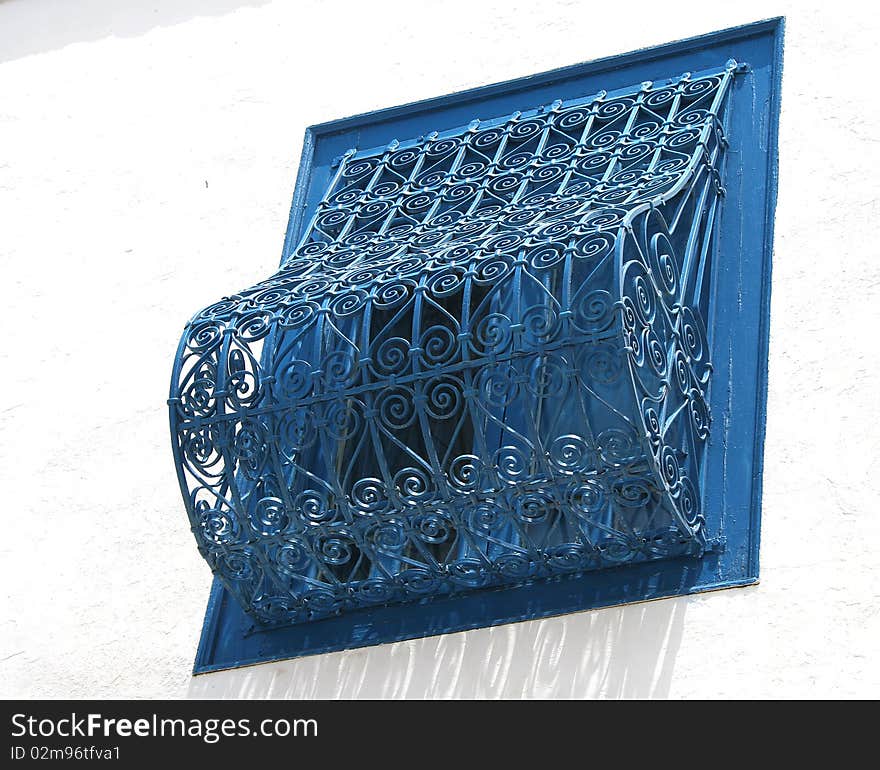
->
1;0;877;699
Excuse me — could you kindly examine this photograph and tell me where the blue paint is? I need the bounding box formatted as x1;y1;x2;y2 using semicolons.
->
178;17;783;673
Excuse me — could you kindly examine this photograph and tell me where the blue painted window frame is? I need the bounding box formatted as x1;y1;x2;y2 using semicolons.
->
192;17;783;673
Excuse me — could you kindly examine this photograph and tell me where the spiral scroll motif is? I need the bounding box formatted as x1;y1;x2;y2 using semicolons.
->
170;62;737;628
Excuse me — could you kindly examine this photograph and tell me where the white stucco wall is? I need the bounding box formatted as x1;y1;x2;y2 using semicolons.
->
1;0;877;699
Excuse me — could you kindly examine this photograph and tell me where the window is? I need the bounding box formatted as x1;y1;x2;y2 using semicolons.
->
171;18;783;672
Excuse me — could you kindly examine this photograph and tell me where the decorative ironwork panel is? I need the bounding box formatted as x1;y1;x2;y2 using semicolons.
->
170;61;738;628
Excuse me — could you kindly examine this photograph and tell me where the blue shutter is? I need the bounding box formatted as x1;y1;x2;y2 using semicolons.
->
171;19;782;671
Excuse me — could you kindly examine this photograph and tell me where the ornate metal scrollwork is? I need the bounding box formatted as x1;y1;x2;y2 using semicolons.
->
170;61;737;627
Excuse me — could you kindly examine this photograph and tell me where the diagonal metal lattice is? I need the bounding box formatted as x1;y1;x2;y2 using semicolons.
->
170;61;737;628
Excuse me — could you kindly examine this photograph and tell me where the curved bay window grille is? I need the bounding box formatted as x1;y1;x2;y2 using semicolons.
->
171;61;738;631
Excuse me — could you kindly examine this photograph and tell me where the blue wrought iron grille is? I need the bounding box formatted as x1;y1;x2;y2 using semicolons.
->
170;61;737;629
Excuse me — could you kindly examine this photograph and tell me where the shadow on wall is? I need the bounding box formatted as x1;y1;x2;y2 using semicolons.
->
187;598;688;699
0;0;271;64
